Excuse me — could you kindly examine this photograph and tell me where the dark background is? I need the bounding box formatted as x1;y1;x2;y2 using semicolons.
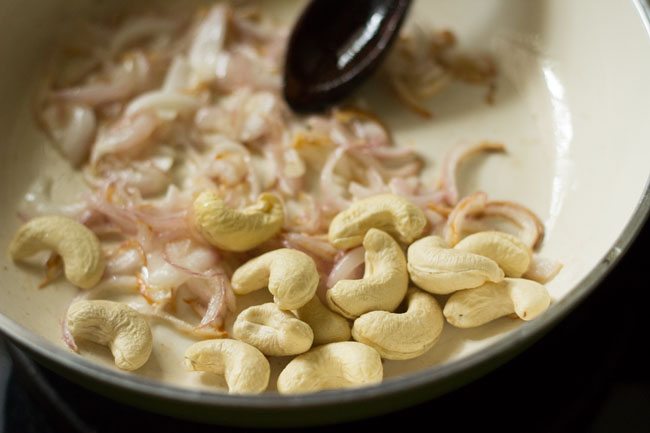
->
1;218;649;433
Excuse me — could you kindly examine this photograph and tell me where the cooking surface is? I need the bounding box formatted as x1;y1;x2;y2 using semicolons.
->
1;220;648;433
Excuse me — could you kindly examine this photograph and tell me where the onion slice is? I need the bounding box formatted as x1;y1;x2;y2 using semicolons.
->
524;254;563;283
327;246;365;288
444;191;488;246
438;141;505;206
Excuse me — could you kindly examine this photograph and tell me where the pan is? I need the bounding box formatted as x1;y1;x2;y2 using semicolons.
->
1;0;649;427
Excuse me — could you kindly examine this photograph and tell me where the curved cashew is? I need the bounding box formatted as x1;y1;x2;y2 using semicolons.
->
231;248;318;310
454;231;531;277
233;303;314;356
192;191;284;252
328;194;427;249
9;215;105;289
351;288;443;360
327;229;408;319
443;278;551;328
407;235;504;295
277;341;383;394
296;296;351;345
66;300;153;370
185;339;270;394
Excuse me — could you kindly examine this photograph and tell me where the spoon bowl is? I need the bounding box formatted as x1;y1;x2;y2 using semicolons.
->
284;0;412;112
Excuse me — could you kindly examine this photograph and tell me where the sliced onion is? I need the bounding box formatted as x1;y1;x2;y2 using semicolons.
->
131;303;227;338
424;208;447;236
105;240;147;276
284;194;322;234
53;80;134;107
53;52;149;107
41;103;97;166
444;191;488;246
439;141;505;206
189;4;229;83
389;79;433;118
283;233;338;261
320;147;351;213
482;201;545;249
91;112;159;164
524;254;563;283
163;56;192;92
327;246;365;288
196;274;236;330
124;91;199;118
61;319;78;352
162;240;220;279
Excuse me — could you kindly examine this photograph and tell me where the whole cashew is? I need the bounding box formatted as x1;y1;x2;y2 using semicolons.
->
233;303;314;356
192;191;284;252
296;296;351;345
185;339;270;394
66;300;153;370
277;341;383;394
328;194;427;249
351;288;443;360
327;229;408;319
9;215;105;289
443;278;551;328
231;248;318;310
407;235;504;295
454;231;532;277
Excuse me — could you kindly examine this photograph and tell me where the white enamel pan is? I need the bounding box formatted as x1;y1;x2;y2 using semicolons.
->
1;0;649;427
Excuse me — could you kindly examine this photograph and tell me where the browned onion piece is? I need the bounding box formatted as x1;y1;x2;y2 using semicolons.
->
438;141;505;206
196;274;236;331
482;201;545;249
444;194;544;250
444;191;487;246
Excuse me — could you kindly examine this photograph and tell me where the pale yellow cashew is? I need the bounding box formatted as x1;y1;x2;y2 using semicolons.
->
296;296;351;345
233;303;314;356
454;231;532;277
327;229;408;319
328;194;427;249
9;215;105;289
231;248;318;310
185;339;270;394
443;278;551;328
277;341;383;394
192;191;284;252
351;288;443;360
407;235;504;295
66;300;153;370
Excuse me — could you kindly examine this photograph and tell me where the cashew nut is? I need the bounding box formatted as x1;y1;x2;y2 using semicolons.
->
185;339;270;394
296;296;351;345
443;278;551;328
327;229;408;319
328;194;427;249
277;341;383;394
9;215;105;289
454;231;531;277
233;303;313;356
407;235;504;295
66;300;153;370
351;288;443;360
192;191;284;252
231;248;318;310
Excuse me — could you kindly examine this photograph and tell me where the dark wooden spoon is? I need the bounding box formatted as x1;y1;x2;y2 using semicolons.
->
283;0;412;113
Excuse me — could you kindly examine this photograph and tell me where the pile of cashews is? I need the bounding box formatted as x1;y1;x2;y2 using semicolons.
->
9;192;553;395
